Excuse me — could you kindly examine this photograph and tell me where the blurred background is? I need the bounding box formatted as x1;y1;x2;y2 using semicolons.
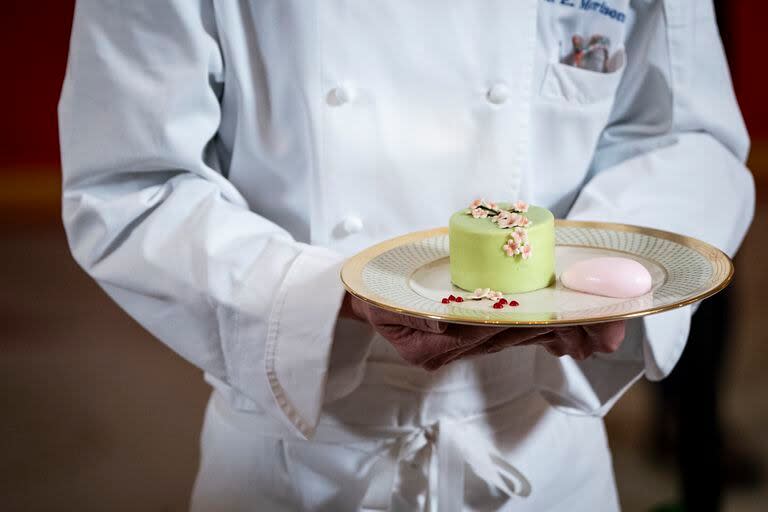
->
1;2;766;511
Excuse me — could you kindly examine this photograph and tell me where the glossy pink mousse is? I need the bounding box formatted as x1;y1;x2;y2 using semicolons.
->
561;257;653;298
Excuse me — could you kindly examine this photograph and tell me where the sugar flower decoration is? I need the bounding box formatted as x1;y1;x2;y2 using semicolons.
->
515;215;531;228
471;207;488;219
503;240;521;256
466;198;500;218
494;211;517;229
463;198;534;260
512;200;529;213
503;226;532;259
469;288;504;300
511;227;528;245
494;211;532;229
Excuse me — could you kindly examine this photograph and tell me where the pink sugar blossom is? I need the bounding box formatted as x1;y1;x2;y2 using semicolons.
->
512;227;528;244
486;201;499;210
470;199;483;209
521;244;533;260
512;200;529;213
495;212;529;228
515;215;531;227
488;290;504;300
471;207;488;219
504;240;521;256
495;211;517;228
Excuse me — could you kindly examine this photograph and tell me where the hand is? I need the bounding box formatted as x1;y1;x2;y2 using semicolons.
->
537;322;626;360
342;294;626;371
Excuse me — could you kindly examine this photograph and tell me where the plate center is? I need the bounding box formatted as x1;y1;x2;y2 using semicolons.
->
408;246;663;314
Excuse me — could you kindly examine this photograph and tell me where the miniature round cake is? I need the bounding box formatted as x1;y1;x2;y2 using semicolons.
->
449;200;556;293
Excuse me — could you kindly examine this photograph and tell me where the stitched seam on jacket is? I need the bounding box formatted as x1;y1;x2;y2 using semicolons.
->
265;252;312;438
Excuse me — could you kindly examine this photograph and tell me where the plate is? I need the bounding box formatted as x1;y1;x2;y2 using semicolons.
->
340;220;733;327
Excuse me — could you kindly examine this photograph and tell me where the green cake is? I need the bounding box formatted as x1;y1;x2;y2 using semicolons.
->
449;200;556;293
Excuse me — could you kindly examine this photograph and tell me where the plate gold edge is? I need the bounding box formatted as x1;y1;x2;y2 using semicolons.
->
339;221;734;327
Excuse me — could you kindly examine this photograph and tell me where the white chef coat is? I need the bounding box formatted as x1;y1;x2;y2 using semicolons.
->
59;0;754;510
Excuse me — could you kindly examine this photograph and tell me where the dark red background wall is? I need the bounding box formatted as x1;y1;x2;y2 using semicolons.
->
3;2;75;170
0;1;765;173
730;2;768;141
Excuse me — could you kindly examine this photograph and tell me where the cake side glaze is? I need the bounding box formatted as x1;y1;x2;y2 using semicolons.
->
449;203;555;293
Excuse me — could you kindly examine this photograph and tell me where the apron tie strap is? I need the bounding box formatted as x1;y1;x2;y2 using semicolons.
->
363;419;531;511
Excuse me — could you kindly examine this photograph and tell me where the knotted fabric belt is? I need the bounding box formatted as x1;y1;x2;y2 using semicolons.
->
211;389;533;511
358;409;531;511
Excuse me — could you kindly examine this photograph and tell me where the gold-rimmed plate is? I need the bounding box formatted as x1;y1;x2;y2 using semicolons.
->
340;220;733;327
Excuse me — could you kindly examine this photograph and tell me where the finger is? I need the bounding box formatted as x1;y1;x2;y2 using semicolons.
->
466;330;558;358
544;340;568;358
402;315;449;334
368;306;448;334
425;329;555;370
553;326;583;344
547;340;591;360
436;323;509;350
499;331;560;350
583;321;626;353
544;328;593;360
420;325;506;370
562;329;593;360
474;330;558;363
422;336;490;371
493;328;556;347
384;323;507;368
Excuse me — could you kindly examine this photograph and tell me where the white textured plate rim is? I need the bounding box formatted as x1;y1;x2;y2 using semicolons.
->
340;221;733;327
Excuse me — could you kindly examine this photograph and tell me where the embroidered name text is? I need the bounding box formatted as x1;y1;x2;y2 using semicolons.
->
544;0;627;23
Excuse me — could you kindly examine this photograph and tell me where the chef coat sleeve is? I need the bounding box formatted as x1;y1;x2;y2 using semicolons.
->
537;0;755;415
58;0;344;439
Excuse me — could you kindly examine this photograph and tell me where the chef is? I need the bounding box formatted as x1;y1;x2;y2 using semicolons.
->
58;0;754;510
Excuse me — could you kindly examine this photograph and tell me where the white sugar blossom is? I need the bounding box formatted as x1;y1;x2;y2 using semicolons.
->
470;288;504;300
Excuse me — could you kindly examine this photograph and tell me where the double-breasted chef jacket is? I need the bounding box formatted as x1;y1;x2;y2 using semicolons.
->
59;0;754;510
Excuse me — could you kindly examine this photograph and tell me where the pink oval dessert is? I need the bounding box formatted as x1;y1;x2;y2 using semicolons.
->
561;257;652;298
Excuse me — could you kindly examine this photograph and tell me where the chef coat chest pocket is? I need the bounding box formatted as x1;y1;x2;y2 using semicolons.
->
540;53;626;105
530;56;626;211
537;0;630;106
531;0;634;214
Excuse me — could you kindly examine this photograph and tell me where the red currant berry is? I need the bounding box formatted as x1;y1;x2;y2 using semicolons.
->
509;300;520;307
455;296;464;303
498;298;508;305
492;302;503;309
448;294;456;301
441;298;450;304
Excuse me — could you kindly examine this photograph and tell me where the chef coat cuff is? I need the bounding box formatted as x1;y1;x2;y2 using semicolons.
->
640;305;691;380
535;227;695;416
264;244;347;439
534;300;692;419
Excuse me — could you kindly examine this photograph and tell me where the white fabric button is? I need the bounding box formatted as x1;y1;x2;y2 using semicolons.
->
341;215;364;234
487;83;510;105
328;85;356;106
